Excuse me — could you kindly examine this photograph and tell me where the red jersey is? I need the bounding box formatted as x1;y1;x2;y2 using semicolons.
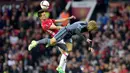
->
41;19;59;37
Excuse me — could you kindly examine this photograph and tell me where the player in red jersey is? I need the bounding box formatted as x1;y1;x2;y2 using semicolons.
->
39;9;75;37
41;18;59;37
38;9;75;73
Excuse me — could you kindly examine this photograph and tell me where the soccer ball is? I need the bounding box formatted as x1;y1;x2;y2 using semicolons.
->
40;0;50;10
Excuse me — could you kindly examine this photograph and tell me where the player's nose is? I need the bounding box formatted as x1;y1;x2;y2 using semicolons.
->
42;12;46;16
43;12;47;14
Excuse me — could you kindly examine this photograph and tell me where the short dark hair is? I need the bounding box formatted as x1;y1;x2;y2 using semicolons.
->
38;9;48;17
38;9;44;17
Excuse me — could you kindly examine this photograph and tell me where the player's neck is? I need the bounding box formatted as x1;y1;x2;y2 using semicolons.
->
41;19;46;21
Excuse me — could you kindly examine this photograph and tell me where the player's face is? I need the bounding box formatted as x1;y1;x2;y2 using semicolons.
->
40;12;48;20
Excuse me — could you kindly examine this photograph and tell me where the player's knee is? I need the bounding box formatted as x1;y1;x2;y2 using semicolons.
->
67;49;72;53
66;43;73;52
50;38;56;45
67;47;72;52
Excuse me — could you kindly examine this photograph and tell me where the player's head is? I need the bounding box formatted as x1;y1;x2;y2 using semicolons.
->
38;9;48;20
87;20;98;31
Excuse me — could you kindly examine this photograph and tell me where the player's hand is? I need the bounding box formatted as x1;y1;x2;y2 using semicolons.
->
86;39;94;53
69;15;76;19
87;39;92;43
89;47;94;53
57;26;63;30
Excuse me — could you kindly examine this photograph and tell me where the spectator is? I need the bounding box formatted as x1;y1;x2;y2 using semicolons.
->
0;1;130;73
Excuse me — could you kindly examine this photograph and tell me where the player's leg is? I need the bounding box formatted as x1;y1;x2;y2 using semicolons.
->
28;38;50;51
58;50;68;69
54;27;68;42
57;48;67;73
56;43;68;67
62;62;66;72
46;27;69;47
57;38;73;72
65;39;73;53
60;38;73;72
28;27;68;51
56;44;68;73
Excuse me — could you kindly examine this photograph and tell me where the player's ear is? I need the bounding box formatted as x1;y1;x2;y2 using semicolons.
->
38;13;42;19
38;16;41;20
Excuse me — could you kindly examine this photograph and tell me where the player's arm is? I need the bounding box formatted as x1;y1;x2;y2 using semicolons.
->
49;24;62;30
55;15;76;23
77;32;94;52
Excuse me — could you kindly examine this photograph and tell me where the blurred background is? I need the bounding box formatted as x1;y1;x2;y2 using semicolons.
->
0;0;130;73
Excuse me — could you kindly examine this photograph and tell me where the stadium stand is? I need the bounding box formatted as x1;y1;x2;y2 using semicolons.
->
0;0;130;73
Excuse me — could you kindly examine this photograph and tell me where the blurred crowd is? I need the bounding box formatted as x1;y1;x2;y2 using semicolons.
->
0;0;130;73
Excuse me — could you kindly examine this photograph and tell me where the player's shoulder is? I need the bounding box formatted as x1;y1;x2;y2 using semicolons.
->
47;18;55;22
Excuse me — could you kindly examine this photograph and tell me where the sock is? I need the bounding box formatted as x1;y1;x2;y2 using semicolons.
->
36;38;49;44
58;52;68;68
62;62;67;71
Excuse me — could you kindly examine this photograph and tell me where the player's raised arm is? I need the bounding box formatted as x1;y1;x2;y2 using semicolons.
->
55;15;76;23
49;24;62;30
